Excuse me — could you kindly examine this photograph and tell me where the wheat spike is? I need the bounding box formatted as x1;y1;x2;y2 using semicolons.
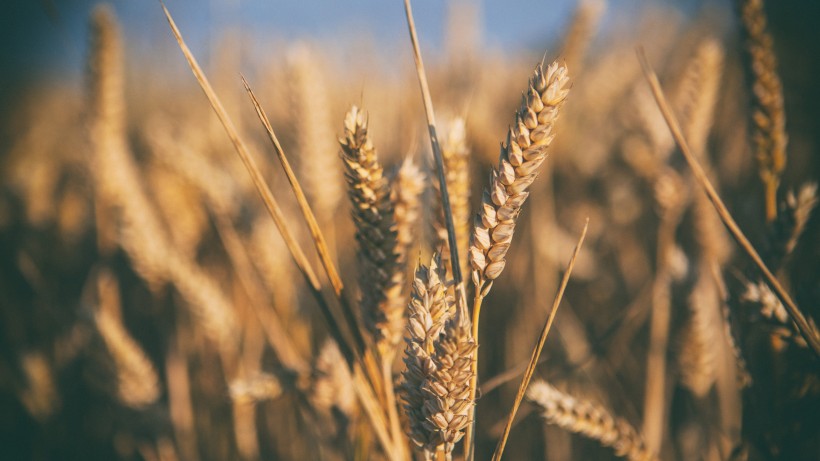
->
435;117;471;279
527;380;657;461
401;253;475;458
469;60;570;296
678;272;720;397
738;0;788;222
401;254;452;455
287;44;343;227
95;270;160;408
339;106;404;354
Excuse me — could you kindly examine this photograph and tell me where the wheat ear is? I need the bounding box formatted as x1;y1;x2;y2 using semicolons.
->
738;0;788;223
95;270;160;408
435;117;471;279
401;253;475;459
339;106;404;354
527;380;656;461
469;60;570;296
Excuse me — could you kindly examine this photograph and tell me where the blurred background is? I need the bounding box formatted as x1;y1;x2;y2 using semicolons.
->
1;0;818;460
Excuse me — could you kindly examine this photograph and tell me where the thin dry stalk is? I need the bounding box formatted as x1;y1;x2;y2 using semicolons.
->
527;380;656;461
91;6;238;351
241;78;369;363
738;0;788;222
491;218;588;461
637;48;820;357
643;169;687;454
161;7;397;456
403;0;467;313
165;334;200;461
160;3;359;369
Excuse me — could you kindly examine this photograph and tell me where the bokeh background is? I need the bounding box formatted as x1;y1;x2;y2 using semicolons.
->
1;0;819;460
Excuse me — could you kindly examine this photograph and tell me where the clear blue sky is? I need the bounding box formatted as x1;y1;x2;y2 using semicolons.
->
0;0;703;96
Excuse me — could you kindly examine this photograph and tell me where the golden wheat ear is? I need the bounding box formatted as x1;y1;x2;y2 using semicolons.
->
527;380;657;461
738;0;788;223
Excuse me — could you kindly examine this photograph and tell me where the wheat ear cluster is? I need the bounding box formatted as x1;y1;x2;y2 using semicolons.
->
436;117;471;279
400;254;476;458
527;380;656;461
338;106;404;353
469;61;570;295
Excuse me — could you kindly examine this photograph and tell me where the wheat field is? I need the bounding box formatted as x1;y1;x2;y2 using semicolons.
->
1;1;818;460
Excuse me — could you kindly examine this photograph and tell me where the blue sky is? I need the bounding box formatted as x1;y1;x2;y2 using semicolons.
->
0;0;704;95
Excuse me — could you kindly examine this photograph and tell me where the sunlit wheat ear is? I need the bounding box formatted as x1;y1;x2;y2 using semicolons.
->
424;303;476;457
470;61;570;297
94;270;160;409
338;106;404;354
286;44;342;228
527;380;657;461
739;0;788;222
400;254;454;455
435;117;471;279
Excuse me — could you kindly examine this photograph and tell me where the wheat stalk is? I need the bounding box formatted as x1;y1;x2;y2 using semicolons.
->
527;380;656;461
